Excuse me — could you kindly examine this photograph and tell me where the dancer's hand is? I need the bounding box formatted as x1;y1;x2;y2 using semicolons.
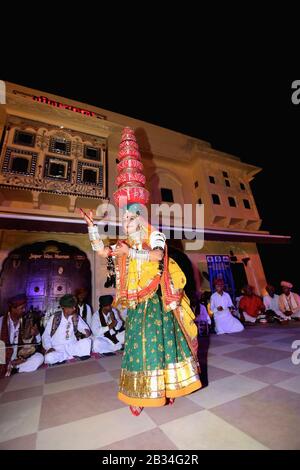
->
79;208;94;227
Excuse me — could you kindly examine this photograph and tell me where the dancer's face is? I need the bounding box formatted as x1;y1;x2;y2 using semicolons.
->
122;211;140;235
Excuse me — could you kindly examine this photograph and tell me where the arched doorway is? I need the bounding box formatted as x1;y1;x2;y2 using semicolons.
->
0;241;91;314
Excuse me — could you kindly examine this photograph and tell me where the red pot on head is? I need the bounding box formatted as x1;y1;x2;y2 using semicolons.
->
114;127;149;208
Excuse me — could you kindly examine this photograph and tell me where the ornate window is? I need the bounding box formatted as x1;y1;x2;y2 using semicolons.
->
44;156;72;181
49;136;71;156
83;168;97;184
11;157;29;173
2;147;38;176
77;162;103;188
84;145;101;161
13;130;36;147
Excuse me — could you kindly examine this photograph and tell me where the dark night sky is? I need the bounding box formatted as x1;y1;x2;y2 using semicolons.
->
3;72;298;292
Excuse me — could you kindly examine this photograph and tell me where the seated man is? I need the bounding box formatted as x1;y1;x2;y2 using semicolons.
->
75;288;93;328
0;294;44;377
43;294;92;365
239;285;265;324
278;281;300;320
210;279;244;334
194;291;211;336
263;284;286;322
234;289;245;313
91;295;125;355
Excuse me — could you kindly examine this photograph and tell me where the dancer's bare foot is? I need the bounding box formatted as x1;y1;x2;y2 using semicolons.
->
168;398;175;406
129;406;143;416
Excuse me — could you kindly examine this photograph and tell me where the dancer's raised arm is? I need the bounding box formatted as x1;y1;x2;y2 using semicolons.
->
79;208;110;258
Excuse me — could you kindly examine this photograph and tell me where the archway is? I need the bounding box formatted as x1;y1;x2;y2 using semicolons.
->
0;240;91;314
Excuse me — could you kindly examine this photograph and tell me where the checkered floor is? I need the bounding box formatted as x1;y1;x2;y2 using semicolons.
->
1;323;300;450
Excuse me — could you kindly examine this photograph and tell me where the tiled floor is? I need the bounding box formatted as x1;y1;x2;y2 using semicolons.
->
0;323;300;450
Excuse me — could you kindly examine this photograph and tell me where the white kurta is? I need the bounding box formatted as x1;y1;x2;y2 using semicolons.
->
91;308;125;354
263;294;288;319
279;293;300;319
0;316;44;373
210;291;244;335
78;303;93;327
42;313;92;364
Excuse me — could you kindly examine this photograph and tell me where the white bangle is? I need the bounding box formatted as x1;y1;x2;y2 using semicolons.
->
91;239;104;251
88;225;100;242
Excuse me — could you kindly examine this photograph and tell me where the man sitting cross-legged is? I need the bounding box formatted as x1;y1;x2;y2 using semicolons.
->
42;294;92;365
91;295;125;355
0;294;44;377
239;285;266;324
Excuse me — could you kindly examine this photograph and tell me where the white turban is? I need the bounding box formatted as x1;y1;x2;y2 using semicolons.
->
281;281;293;288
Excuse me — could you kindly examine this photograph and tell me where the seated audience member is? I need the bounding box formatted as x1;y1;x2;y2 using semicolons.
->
43;294;91;365
278;281;300;320
193;291;211;336
239;285;265;324
263;284;286;322
91;295;125;355
210;279;244;334
0;294;44;377
75;288;93;327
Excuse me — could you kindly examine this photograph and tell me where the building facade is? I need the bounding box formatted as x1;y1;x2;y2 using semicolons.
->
0;82;290;313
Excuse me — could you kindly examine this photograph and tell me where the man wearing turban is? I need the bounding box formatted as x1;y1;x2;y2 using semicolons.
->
0;294;44;377
210;278;244;334
278;281;300;320
74;288;93;328
42;294;92;365
263;284;287;322
91;295;125;355
239;285;266;324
